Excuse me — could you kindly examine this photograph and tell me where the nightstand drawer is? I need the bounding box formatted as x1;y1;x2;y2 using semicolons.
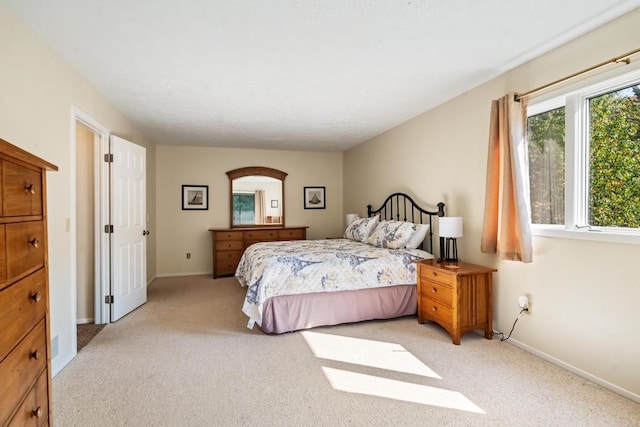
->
420;268;454;287
421;296;453;325
421;280;453;306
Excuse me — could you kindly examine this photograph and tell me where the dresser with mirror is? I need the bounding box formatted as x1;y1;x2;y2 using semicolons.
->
209;166;307;278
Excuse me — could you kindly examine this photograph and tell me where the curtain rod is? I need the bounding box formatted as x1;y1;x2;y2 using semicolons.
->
515;46;640;101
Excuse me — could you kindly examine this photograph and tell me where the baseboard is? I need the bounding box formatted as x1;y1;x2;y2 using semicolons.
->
508;338;640;404
76;318;94;324
155;271;213;278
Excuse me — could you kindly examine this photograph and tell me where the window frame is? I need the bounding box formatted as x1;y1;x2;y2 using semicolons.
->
527;65;640;245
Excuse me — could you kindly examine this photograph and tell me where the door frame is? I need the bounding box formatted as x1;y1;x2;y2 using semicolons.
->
71;106;111;325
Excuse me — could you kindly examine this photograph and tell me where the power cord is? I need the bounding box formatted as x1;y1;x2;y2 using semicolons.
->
493;308;528;342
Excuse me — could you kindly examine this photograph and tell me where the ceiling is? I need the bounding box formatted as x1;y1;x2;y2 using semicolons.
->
4;1;639;152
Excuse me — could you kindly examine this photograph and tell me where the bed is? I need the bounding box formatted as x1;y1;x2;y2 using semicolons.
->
236;193;446;333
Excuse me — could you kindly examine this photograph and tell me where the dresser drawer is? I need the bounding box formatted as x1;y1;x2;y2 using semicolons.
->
277;229;305;240
6;221;45;280
2;160;43;217
215;240;243;251
420;296;453;325
244;230;277;240
420;267;454;287
0;268;46;361
214;231;243;241
0;319;47;425
215;251;242;275
420;280;453;306
7;368;49;427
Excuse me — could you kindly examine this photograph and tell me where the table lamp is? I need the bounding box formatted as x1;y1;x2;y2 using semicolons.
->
345;213;359;227
438;216;463;262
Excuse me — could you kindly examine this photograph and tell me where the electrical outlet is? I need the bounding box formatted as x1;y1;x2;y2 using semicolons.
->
518;295;531;314
186;252;191;259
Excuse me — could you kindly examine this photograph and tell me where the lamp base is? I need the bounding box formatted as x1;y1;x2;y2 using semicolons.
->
439;238;459;264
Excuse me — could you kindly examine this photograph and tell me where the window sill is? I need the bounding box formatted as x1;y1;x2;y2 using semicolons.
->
532;226;640;245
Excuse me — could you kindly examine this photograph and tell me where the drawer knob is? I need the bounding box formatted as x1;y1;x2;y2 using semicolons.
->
30;292;42;302
32;407;43;418
25;183;36;194
432;306;437;312
431;287;437;293
29;349;41;360
432;272;437;277
29;237;39;248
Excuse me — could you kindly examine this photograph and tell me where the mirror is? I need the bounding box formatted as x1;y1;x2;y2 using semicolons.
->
227;167;287;228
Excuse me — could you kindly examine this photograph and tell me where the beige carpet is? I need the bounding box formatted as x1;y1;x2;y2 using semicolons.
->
53;275;639;426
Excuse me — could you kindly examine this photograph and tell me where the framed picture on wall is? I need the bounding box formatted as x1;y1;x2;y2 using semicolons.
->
182;185;209;210
271;199;278;208
304;186;326;209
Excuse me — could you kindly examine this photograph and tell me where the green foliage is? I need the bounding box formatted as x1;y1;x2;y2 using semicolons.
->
589;85;640;228
233;193;255;224
527;84;640;229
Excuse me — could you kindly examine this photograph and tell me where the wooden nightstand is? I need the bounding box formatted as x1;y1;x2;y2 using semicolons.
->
415;259;497;345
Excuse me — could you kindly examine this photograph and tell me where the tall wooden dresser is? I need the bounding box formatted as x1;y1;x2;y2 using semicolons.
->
209;226;307;278
0;138;57;426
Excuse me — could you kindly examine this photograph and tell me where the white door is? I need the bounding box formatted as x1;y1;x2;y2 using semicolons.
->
110;135;147;321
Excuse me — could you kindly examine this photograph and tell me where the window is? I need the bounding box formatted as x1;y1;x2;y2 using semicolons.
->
232;193;255;225
528;107;565;225
527;67;640;242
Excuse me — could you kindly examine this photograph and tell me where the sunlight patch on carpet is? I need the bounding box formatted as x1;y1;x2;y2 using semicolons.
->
301;331;440;378
322;367;484;413
302;331;484;413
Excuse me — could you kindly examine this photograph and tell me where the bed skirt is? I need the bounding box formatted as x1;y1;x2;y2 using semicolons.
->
258;285;417;334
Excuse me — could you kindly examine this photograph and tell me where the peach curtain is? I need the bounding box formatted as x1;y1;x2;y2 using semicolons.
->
481;93;533;263
255;190;266;224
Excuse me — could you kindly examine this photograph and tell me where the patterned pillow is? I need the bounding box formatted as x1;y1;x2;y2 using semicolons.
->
405;224;430;249
366;220;418;249
343;215;379;242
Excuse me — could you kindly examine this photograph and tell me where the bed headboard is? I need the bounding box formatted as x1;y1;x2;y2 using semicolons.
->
367;192;445;254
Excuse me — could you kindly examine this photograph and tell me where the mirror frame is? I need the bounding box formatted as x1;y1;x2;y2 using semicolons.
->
227;166;287;228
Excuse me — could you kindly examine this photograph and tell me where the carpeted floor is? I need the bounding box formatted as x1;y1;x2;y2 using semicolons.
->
53;275;640;426
76;323;106;351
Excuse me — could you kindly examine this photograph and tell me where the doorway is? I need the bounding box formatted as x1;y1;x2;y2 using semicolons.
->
72;108;148;339
75;121;97;326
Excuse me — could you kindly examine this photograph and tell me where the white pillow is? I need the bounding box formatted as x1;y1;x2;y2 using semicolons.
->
343;215;379;242
405;224;430;249
366;220;417;249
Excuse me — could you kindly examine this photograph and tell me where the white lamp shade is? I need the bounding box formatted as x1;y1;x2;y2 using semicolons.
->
346;213;359;226
439;217;463;238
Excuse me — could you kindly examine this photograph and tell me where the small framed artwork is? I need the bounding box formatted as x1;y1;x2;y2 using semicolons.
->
304;186;326;209
182;185;209;210
271;199;278;208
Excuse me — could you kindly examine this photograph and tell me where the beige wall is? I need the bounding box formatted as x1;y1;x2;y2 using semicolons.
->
344;9;640;399
156;145;343;276
0;4;157;375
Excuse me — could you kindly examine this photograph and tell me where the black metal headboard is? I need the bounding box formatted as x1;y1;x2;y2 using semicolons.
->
367;192;445;254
